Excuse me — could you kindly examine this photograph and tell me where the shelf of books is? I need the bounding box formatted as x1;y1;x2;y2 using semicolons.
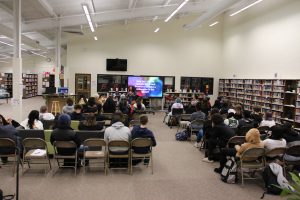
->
23;73;38;98
219;79;300;128
0;73;12;97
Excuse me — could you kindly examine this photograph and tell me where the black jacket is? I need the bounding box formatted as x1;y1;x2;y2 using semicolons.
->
50;128;80;155
0;125;20;154
78;122;103;131
210;123;235;148
70;112;85;121
131;126;156;154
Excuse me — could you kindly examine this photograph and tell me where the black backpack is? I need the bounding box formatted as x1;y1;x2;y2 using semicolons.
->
261;166;282;198
221;157;238;184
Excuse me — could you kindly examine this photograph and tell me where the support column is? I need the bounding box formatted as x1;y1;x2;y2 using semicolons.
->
55;21;61;92
12;0;22;122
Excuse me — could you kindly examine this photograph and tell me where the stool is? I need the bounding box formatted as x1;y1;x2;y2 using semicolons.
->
51;101;61;116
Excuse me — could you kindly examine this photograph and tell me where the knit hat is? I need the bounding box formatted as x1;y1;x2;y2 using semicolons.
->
175;98;182;103
228;109;236;114
58;114;71;126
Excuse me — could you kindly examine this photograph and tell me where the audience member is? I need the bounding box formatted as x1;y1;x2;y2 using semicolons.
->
171;98;184;114
203;113;235;163
118;95;130;115
214;128;263;173
131;115;156;165
78;113;103;131
212;96;222;109
20;110;43;130
0;114;20;128
190;102;206;148
83;97;98;113
62;98;74;115
133;97;146;111
251;106;263;127
224;109;239;128
103;96;116;113
263;125;286;152
260;111;276;128
238;110;254;129
234;104;243;120
50;114;80;166
219;99;231;115
282;122;300;143
0;116;20;163
70;104;85;121
39;105;55;120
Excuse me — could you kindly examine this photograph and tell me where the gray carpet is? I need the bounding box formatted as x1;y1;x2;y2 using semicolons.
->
0;97;283;200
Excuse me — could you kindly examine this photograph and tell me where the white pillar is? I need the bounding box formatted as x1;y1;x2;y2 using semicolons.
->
55;21;61;92
12;0;22;122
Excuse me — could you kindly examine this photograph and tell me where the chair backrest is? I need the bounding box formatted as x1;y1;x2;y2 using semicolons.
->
180;114;191;121
131;138;152;148
190;119;204;130
241;148;266;160
70;120;80;130
102;113;113;120
108;140;130;149
18;129;45;141
53;141;77;149
129;120;140;127
75;130;105;144
23;138;47;149
172;108;183;115
286;142;300;157
40;120;56;130
227;136;245;147
84;139;106;148
0;138;16;148
265;147;286;157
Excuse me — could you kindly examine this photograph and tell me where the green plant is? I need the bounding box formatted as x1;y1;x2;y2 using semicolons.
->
281;172;300;200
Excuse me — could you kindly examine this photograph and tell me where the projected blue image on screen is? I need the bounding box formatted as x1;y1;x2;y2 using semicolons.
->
128;76;163;98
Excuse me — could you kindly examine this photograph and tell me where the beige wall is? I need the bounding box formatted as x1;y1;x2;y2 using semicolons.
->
222;0;300;79
66;17;223;100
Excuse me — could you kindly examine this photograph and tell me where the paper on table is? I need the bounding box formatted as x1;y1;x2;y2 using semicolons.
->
31;149;46;156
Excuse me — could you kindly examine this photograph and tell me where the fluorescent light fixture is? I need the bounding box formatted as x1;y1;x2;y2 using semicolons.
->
209;21;219;27
165;0;189;22
0;40;13;47
154;28;160;33
30;51;47;58
230;0;263;16
82;4;95;32
153;16;159;21
164;0;172;5
94;36;98;40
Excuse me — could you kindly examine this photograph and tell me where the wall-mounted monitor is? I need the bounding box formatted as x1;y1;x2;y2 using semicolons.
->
106;59;127;71
128;76;163;98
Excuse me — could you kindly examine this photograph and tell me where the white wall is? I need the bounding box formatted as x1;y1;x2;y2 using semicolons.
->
222;0;300;79
66;17;223;101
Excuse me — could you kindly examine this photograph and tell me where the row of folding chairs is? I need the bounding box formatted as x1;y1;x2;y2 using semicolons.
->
203;135;300;185
0;137;153;176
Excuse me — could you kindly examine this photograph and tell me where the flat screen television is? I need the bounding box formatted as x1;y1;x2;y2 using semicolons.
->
128;76;163;98
106;59;127;71
58;87;68;95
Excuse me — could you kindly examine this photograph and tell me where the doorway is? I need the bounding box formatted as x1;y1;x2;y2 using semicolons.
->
75;74;91;98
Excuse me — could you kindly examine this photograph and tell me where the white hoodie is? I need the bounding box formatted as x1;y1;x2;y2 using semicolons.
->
104;122;131;152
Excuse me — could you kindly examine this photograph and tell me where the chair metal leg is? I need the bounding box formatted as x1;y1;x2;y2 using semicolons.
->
151;154;153;175
83;156;86;174
241;168;244;186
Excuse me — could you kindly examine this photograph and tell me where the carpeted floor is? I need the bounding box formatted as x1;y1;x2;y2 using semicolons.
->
0;97;283;200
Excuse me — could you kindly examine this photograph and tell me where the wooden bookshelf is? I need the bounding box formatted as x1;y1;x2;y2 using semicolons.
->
23;73;38;99
219;78;300;126
162;91;205;110
0;73;12;98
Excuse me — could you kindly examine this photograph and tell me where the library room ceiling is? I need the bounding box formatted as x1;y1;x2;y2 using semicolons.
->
0;0;281;61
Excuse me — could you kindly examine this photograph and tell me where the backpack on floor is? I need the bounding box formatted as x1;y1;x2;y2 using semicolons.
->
221;156;238;184
261;165;282;198
228;118;238;128
175;130;188;141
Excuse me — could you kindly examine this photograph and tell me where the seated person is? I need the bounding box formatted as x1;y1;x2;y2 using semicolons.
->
94;93;103;113
62;98;74;115
202;108;220;142
0;114;20;128
282;122;300;143
78;113;103;131
50;114;80;166
83;97;98;114
118;95;130;115
202;113;235;163
104;112;131;154
70;104;85;121
39;105;55;121
251;105;263;127
165;98;184;124
0;116;20;163
20;110;44;130
219;99;231;115
263;125;286;153
234;104;243;120
189;102;206;148
224;109;239;128
237;110;255;135
131;115;156;164
102;96;116;113
214;128;263;173
260;111;276;128
212;96;222;110
133;97;146;111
